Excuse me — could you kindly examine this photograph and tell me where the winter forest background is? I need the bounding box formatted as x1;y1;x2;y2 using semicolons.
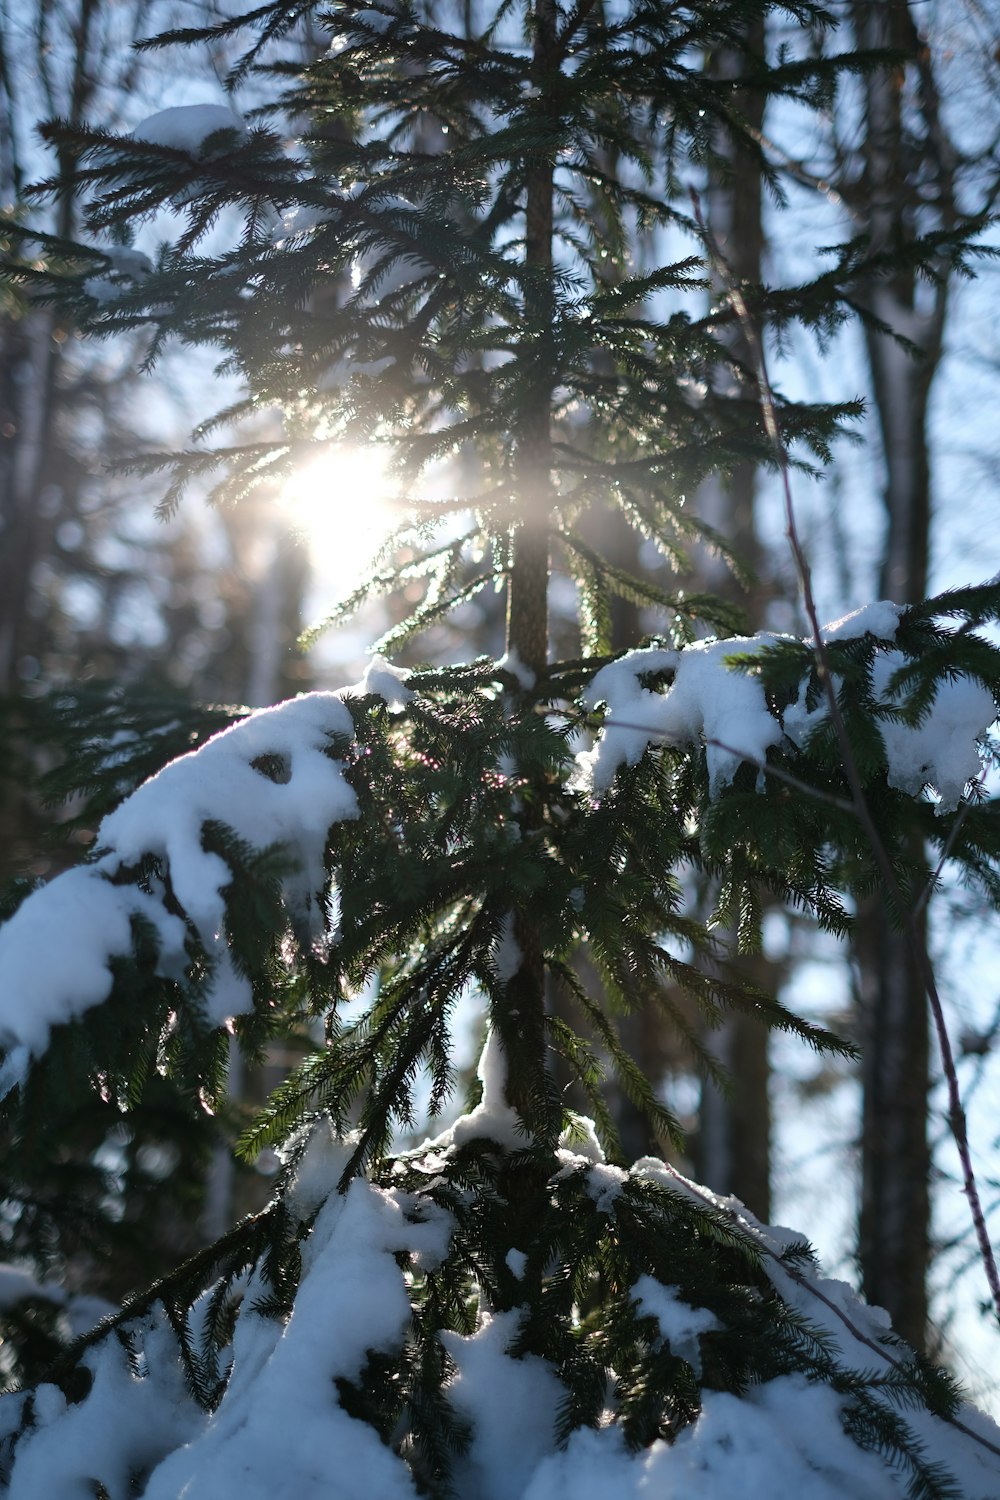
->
1;0;1000;1495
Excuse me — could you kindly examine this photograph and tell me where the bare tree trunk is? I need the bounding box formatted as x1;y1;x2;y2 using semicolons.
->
691;17;772;1223
848;0;955;1351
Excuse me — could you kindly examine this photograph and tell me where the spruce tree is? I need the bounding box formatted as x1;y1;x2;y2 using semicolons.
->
0;2;999;1495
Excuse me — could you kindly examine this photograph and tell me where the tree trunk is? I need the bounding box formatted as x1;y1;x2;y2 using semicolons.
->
499;0;557;1135
691;17;773;1223
848;0;954;1351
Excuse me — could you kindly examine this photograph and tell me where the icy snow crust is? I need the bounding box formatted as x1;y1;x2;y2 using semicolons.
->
4;1107;998;1499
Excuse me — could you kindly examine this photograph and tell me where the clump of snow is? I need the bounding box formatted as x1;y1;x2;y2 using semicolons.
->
418;1028;524;1154
573;646;677;791
0;868;186;1086
520;1375;917;1500
576;640;784;795
506;1248;528;1279
271;203;334;249
5;1177;454;1500
557;1114;605;1163
497;649;536;691
785;647;996;812
555;1115;626;1211
583;1161;628;1212
283;1119;358;1222
83;244;153;303
142;1179;450;1500
441;1309;565;1500
0;693;359;1087
132;105;246;154
872;652;995;810
818;601;902;642
631;1157;893;1355
448;1028;523;1150
99;245;153;279
5;1315;203;1500
578;612;995;811
350;652;413;712
797;604;995;809
630;1275;720;1375
97;692;358;986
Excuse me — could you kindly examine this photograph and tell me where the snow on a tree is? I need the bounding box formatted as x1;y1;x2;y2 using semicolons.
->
99;692;357;945
137;1171;453;1500
783;645;996;811
629;1276;720;1375
424;1026;524;1151
0;692;358;1084
2;1107;998;1499
0;866;187;1093
83;244;154;304
0;614;994;1090
817;600;903;642
555;1116;628;1212
441;1308;566;1500
3;1318;202;1500
574;637;785;794
873;652;993;808
132;105;246;153
578;607;996;808
520;1376;924;1500
354;652;413;712
492;914;523;984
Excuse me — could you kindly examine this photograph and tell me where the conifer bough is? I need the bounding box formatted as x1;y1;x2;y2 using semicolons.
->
1;1;999;1496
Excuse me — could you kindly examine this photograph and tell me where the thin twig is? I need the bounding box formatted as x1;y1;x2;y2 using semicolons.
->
690;185;1000;1330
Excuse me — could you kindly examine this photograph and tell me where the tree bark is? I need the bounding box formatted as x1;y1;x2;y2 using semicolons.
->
499;0;557;1133
848;0;953;1351
691;17;773;1223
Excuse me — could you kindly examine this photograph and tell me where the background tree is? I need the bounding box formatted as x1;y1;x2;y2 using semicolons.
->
846;0;956;1355
814;0;1000;1356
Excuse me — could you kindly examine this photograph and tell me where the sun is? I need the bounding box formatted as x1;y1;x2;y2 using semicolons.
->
281;443;398;601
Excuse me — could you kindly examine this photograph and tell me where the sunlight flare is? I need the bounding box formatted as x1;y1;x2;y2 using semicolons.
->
282;443;398;599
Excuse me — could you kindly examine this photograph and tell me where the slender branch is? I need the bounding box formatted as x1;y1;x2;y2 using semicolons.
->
690;187;1000;1330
